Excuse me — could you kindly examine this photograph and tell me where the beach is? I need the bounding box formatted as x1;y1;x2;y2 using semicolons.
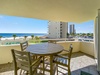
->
0;33;48;45
0;33;47;40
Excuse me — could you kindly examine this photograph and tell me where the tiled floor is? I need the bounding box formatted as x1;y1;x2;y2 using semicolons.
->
0;52;99;75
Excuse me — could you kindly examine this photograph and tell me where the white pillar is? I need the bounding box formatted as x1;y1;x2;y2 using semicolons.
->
94;16;98;59
96;9;100;71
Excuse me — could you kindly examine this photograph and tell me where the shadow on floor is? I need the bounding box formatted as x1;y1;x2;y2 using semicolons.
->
0;63;13;73
0;52;98;75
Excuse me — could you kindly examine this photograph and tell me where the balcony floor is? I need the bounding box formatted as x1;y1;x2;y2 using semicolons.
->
0;52;99;75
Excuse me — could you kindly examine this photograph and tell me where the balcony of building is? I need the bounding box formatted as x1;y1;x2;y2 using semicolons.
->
0;41;98;75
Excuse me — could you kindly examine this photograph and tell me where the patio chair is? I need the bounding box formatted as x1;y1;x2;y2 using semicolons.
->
20;41;28;51
11;49;42;75
54;44;73;75
48;40;57;44
20;41;38;59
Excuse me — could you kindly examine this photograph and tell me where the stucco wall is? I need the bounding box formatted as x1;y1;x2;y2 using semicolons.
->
80;42;94;56
57;41;80;52
0;41;95;64
0;45;21;64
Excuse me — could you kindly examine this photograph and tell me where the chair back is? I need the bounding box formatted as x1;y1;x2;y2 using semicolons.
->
48;40;56;44
68;44;73;58
11;49;31;70
67;44;73;66
20;41;28;51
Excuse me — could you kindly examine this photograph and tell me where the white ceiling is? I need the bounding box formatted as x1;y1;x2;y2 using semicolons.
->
0;0;99;22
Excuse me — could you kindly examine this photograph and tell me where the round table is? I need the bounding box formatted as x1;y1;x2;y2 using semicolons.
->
26;43;63;75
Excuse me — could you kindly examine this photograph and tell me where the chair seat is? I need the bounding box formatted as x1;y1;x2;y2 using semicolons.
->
54;55;68;67
17;56;42;71
53;44;73;75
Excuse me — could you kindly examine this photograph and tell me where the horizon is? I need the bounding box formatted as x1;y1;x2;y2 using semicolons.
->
0;15;94;33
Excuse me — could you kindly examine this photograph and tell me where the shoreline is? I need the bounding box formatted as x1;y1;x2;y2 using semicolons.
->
0;36;31;40
0;35;48;41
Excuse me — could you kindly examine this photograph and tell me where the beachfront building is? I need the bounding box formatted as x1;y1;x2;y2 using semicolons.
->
48;21;68;39
69;24;75;34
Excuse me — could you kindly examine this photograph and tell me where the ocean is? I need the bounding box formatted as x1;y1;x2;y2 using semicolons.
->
0;33;47;38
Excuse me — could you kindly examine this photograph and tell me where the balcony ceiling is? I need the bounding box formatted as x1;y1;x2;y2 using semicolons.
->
0;0;99;22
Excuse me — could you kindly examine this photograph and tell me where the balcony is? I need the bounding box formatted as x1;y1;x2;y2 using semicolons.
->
0;41;98;75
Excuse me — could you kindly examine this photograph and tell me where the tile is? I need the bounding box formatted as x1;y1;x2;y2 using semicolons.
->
0;52;99;75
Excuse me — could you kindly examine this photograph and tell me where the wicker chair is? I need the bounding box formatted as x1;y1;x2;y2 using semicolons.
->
54;44;73;75
11;49;42;75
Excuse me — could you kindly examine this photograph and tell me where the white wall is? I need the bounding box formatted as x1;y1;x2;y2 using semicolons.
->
48;21;60;38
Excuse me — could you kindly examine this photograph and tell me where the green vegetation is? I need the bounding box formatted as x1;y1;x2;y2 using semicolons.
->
12;34;17;40
68;33;93;38
24;36;27;40
34;36;40;43
31;35;34;40
76;33;93;37
67;33;69;38
28;39;48;44
40;40;48;42
0;36;2;40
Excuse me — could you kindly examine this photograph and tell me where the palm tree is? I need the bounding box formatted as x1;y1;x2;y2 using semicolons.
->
0;36;2;41
35;36;40;43
90;33;93;37
82;33;86;37
13;34;17;40
77;33;79;36
31;35;34;40
70;32;75;37
24;36;27;40
87;33;91;36
67;33;69;38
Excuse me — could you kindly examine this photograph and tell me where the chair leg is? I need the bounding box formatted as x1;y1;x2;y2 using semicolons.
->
14;65;17;75
57;64;58;75
14;69;17;75
68;66;71;75
43;56;45;75
29;70;33;75
19;69;22;75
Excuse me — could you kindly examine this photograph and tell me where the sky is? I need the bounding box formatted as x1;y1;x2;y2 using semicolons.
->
0;15;94;33
68;20;94;33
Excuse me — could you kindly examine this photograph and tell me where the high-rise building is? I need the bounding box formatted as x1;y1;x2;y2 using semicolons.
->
69;24;75;34
48;21;68;39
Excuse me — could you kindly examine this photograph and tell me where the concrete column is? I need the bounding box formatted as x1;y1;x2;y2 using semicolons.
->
96;9;100;71
94;16;98;59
